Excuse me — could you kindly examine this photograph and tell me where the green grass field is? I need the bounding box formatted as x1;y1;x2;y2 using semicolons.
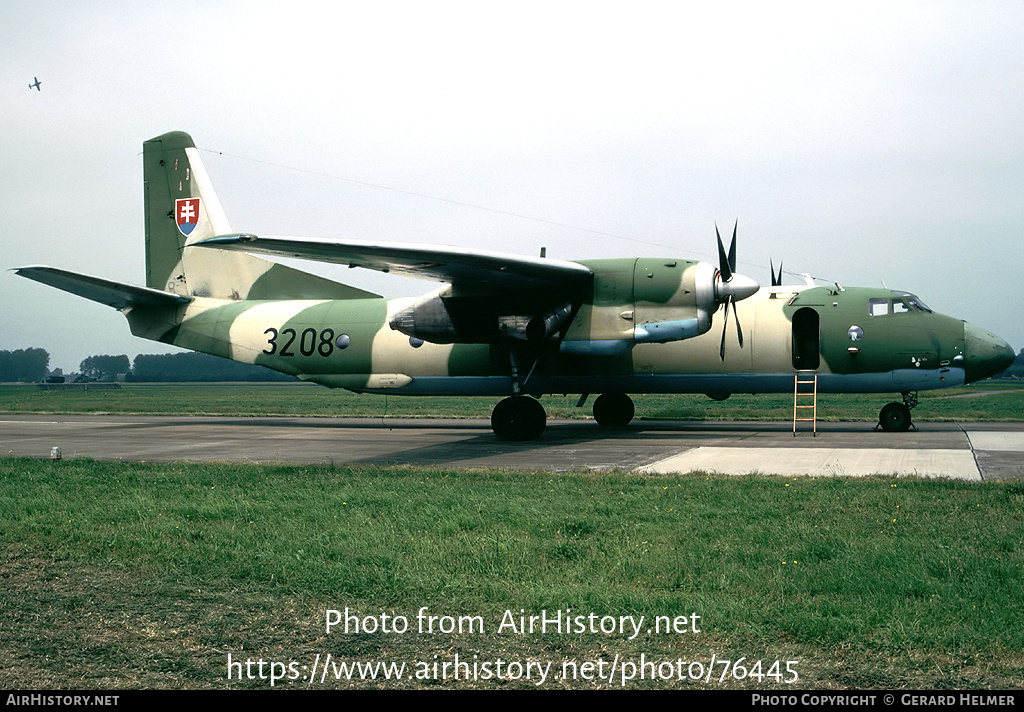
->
2;458;1023;689
2;381;1022;689
2;380;1023;421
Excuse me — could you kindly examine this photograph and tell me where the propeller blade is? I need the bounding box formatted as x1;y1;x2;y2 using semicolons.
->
719;294;731;360
734;298;744;347
728;221;738;272
719;291;747;360
716;224;732;283
713;221;757;360
770;259;783;287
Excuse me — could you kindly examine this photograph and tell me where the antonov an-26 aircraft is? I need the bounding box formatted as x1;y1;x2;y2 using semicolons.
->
16;131;1015;440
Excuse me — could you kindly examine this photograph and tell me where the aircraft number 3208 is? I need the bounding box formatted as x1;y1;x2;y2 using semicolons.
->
263;327;338;357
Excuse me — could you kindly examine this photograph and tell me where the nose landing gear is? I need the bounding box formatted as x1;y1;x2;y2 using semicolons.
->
877;391;918;432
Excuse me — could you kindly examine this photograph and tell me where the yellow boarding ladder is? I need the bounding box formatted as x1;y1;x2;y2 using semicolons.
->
793;370;818;436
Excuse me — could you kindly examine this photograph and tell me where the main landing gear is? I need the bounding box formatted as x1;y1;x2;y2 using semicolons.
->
490;392;637;441
592;392;635;427
491;396;547;441
877;391;918;432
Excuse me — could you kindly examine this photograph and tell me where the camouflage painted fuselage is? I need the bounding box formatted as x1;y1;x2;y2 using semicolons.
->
124;270;1003;398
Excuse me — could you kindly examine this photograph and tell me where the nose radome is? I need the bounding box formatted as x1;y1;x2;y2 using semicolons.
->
964;322;1015;383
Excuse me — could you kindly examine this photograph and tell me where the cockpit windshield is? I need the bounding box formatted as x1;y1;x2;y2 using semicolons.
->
891;291;932;313
869;292;934;317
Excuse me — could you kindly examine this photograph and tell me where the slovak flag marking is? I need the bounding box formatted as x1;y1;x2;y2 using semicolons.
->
175;197;201;237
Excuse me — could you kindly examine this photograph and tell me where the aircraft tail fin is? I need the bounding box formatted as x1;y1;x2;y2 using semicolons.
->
143;132;378;300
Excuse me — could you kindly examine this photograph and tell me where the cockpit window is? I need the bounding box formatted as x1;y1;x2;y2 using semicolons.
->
891;290;932;312
893;299;911;314
906;296;931;312
869;298;888;316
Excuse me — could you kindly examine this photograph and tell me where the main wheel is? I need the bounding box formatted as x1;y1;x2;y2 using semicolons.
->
593;393;635;427
878;402;912;432
491;396;547;441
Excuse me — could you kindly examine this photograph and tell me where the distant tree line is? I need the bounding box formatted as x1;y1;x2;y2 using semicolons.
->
79;354;131;382
0;348;50;382
1002;349;1024;379
126;352;295;382
3;348;294;383
77;352;294;382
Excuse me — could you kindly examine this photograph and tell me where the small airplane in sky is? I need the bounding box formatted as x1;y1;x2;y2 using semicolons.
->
15;131;1015;439
28;77;41;91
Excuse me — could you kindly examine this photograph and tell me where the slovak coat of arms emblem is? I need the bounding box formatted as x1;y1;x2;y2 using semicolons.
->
175;197;201;237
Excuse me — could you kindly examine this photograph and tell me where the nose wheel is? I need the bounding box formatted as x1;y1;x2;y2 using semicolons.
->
491;396;547;441
877;392;918;432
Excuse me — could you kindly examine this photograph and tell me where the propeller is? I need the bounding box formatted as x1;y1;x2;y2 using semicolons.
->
770;258;783;287
714;222;760;360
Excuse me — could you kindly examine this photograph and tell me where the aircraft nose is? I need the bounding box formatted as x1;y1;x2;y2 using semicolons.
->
963;322;1015;383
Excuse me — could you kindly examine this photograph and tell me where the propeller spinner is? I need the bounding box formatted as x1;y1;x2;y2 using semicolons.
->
714;222;760;360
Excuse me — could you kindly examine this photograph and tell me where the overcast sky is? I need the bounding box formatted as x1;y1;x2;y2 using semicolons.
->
4;0;1023;372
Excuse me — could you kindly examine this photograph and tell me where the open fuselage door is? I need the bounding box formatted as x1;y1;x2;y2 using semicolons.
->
791;307;820;370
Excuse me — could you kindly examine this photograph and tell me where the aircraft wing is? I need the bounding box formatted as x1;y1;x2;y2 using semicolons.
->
14;266;191;310
194;234;593;290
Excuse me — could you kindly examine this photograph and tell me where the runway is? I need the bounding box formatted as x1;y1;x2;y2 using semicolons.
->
3;414;1023;479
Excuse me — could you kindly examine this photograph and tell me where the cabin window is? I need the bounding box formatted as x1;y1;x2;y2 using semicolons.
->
869;298;888;316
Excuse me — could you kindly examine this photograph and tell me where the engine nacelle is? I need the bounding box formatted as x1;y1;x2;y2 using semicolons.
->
390;289;575;344
632;260;717;343
389;290;464;343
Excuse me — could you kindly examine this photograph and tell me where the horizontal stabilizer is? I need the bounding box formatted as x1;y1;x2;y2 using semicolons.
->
14;266;192;310
194;234;594;290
